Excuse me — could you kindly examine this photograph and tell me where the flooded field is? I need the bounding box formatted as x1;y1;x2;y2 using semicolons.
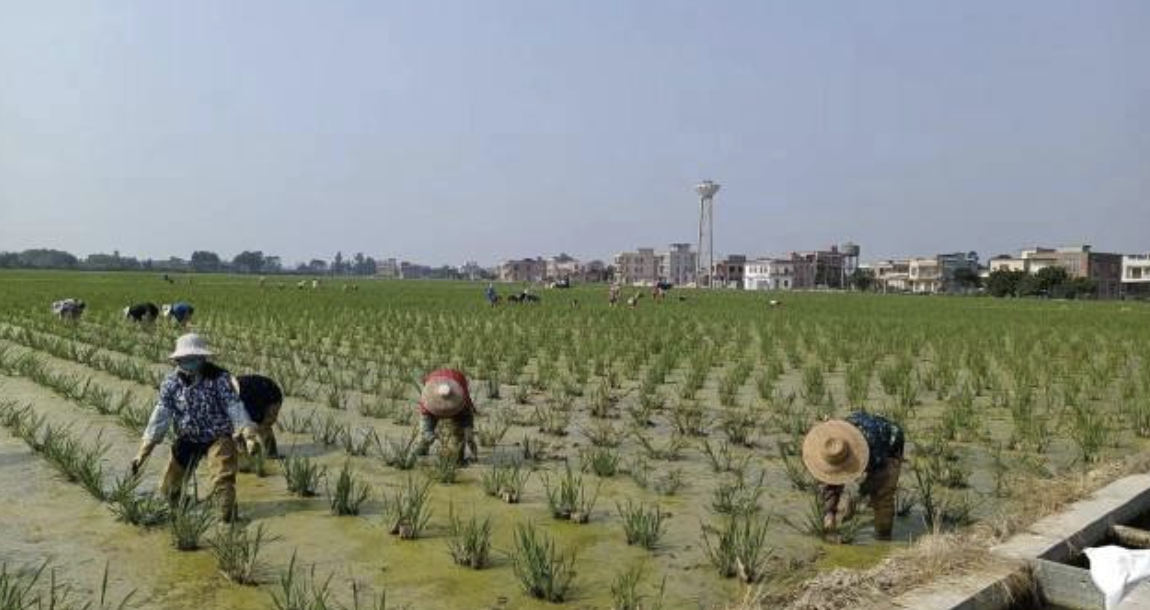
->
1;271;1149;609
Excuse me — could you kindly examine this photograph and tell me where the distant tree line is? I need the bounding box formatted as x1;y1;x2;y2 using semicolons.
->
986;267;1097;299
0;248;379;276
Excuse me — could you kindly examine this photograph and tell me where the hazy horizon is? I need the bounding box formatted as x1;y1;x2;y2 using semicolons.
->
2;1;1147;266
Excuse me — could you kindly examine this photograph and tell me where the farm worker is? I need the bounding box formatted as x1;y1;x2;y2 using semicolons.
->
609;284;620;306
51;298;86;321
162;301;195;325
123;302;160;323
485;283;498;306
416;368;479;465
130;333;260;521
802;412;905;541
230;374;284;458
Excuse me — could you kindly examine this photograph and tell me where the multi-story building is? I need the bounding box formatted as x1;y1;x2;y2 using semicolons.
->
867;259;910;292
792;245;859;289
458;261;487;281
907;257;941;293
613;248;660;285
712;255;747;289
545;253;582;281
376;258;400;279
1123;254;1150;298
990;246;1123;299
498;258;547;283
659;243;697;286
614;244;697;285
744;256;815;291
399;261;433;279
906;252;979;294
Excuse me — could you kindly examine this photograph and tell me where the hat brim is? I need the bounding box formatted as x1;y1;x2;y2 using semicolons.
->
801;420;869;486
170;348;213;360
421;378;466;417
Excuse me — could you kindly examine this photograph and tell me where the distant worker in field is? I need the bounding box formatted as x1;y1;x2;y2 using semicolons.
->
163;302;195;326
51;298;86;321
130;333;260;521
485;283;499;307
124;302;160;324
609;284;620;307
803;412;905;541
230;374;284;458
416;368;479;465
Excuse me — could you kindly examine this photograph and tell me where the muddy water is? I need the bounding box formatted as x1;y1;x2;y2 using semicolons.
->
0;336;968;610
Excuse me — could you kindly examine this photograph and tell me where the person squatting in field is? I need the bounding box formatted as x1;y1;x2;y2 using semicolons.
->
416;368;479;465
230;374;284;458
124;302;160;323
51;298;86;321
162;301;195;325
131;333;260;521
803;411;906;540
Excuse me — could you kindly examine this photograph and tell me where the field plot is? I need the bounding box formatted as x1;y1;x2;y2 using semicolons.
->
1;271;1149;609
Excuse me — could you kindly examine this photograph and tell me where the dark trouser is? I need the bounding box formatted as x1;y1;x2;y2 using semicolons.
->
822;457;903;540
418;410;477;463
160;436;239;521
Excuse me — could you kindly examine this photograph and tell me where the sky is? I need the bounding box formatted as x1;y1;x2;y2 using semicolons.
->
1;1;1147;266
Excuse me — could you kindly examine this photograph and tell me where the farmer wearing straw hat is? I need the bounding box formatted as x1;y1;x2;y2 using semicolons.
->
130;333;261;521
416;368;479;465
803;412;905;540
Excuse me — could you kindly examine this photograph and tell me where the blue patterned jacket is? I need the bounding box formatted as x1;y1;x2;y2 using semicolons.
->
143;363;253;444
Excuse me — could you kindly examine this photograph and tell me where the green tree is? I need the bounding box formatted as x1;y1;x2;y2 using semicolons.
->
849;268;876;292
190;250;222;273
986;269;1026;297
952;268;982;291
232;251;266;274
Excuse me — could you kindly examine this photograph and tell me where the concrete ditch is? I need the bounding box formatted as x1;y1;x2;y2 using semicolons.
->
892;474;1150;610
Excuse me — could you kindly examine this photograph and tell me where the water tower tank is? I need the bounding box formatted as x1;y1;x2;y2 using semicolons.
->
841;242;860;257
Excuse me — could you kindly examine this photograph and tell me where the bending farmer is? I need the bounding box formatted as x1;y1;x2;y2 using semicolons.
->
416;368;479;465
803;412;905;540
131;333;260;521
231;374;284;458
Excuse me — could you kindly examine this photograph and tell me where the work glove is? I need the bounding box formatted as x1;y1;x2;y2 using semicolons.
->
131;440;156;475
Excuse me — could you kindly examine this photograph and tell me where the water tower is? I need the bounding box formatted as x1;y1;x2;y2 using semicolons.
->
695;180;720;287
840;242;861;288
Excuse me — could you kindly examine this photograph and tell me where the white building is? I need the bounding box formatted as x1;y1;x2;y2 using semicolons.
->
907;257;941;293
744;257;813;291
659;243;697;286
1124;254;1150;297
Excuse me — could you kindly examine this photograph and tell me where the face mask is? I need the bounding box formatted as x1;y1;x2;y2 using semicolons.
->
177;358;203;373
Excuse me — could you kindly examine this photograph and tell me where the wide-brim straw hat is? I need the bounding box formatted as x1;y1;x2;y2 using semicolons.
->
421;377;466;418
802;420;869;486
169;333;214;360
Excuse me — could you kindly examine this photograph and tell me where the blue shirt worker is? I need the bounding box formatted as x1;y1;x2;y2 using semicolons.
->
485;283;498;307
131;333;259;521
163;302;195;325
803;411;906;540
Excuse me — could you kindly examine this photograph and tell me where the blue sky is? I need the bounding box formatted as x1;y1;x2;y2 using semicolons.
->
1;1;1147;265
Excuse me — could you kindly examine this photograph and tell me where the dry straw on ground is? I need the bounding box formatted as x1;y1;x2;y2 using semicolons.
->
728;452;1150;610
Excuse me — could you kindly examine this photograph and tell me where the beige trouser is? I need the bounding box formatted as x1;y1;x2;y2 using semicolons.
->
823;457;903;540
160;436;239;520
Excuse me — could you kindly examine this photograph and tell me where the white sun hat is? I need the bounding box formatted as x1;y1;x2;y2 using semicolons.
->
169;333;214;360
